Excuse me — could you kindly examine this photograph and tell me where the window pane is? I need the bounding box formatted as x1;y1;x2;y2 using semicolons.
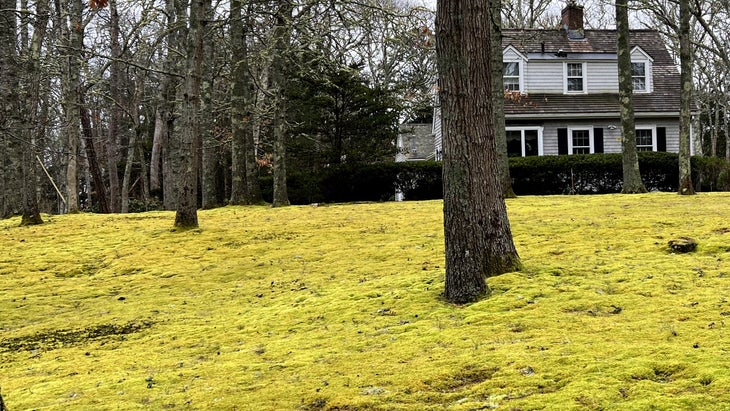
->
631;62;645;76
633;77;646;91
572;129;590;154
506;130;522;157
568;78;583;91
504;62;519;76
567;63;582;76
524;130;539;156
504;78;520;91
636;129;653;148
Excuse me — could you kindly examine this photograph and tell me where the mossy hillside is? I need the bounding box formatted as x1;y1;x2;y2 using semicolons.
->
0;193;729;410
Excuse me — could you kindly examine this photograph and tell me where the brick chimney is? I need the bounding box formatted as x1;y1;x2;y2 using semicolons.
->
561;3;584;31
561;2;585;39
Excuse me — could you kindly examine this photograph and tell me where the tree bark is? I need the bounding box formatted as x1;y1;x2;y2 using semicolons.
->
229;0;262;205
678;0;695;195
490;0;516;198
61;0;84;213
270;1;294;208
105;0;122;212
150;110;164;197
173;0;206;228
616;0;646;194
436;0;522;304
0;0;22;218
161;0;187;211
79;91;110;213
200;0;217;209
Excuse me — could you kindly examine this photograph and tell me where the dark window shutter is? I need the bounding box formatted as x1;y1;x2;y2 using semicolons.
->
656;127;666;152
558;128;568;155
593;127;604;153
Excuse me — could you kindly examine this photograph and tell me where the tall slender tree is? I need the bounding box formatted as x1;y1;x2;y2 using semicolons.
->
678;0;695;195
0;0;22;218
616;0;646;194
436;0;522;304
270;1;294;208
19;0;50;225
229;0;262;205
173;0;206;228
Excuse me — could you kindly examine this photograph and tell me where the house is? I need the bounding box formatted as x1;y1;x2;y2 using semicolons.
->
432;3;692;158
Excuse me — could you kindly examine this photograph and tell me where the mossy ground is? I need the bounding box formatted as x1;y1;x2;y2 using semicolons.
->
1;193;730;410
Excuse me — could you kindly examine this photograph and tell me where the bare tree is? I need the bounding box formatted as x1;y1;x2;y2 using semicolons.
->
436;0;522;304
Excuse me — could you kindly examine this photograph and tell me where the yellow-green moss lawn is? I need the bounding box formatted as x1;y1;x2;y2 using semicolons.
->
2;193;730;410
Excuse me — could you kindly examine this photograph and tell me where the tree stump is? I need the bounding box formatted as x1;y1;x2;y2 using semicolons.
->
668;237;697;253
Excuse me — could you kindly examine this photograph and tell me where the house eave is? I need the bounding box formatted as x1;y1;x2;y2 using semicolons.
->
505;111;695;119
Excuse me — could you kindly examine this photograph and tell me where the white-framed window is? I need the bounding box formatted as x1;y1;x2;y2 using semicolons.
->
503;61;521;92
564;62;586;93
506;126;543;157
632;62;647;92
635;126;657;151
630;46;654;93
569;127;593;154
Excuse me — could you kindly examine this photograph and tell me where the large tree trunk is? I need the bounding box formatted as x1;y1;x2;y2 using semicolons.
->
173;0;206;228
229;0;262;205
616;0;646;194
678;0;695;195
0;0;22;218
436;0;522;304
490;0;515;198
270;1;294;208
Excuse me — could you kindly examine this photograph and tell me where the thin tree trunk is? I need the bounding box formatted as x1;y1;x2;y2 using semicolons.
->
105;0;122;212
62;0;83;213
436;0;522;304
725;101;730;163
490;0;516;198
174;0;206;228
230;0;262;205
79;91;110;213
137;140;150;204
120;125;137;213
20;0;50;225
617;0;646;194
201;0;217;209
150;110;164;197
270;1;294;208
678;0;695;195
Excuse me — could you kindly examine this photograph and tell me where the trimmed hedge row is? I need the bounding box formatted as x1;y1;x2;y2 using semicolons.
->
260;153;730;204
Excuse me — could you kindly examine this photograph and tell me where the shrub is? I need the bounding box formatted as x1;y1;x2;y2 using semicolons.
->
257;154;729;204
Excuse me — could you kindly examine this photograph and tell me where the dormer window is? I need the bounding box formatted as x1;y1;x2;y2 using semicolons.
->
504;62;521;91
632;62;647;92
565;62;586;93
630;46;653;93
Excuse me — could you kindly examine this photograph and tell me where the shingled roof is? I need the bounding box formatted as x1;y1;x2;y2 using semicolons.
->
502;29;682;117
